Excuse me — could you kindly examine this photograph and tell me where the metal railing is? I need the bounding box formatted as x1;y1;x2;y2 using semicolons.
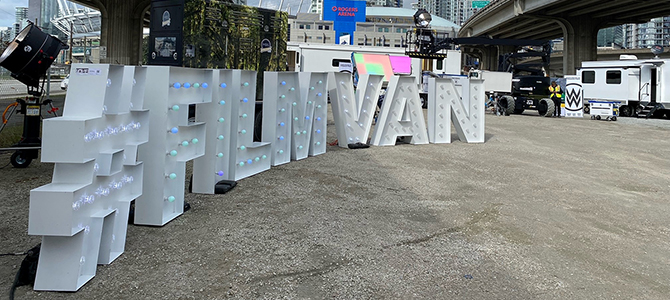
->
0;66;69;101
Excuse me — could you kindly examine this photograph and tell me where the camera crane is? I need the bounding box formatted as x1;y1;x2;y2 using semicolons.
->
404;10;557;116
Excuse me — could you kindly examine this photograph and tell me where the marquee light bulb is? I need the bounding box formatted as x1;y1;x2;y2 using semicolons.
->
181;141;189;147
170;127;179;134
171;105;180;111
167;196;175;202
242;98;248;103
279;150;284;154
316;129;321;134
281;95;286;99
184;82;191;89
318;80;323;84
217;153;224;158
219;100;226;105
281;81;286;85
193;83;200;88
202;83;208;88
279;122;285;126
305;116;310;120
169;150;178;156
262;155;267;159
308;101;312;104
302;130;307;134
242;114;248;118
247;159;252;164
290;87;295;91
241;129;247;134
218;135;224;140
292;102;297;106
318;105;322;108
296;131;301;135
220;83;227;88
279;136;284;140
217;171;224;176
280;108;286;112
168;173;177;179
191;138;199;144
340;81;344;85
173;82;181;89
294;117;299;121
243;82;249;86
219;117;225;122
239;162;245;167
107;79;112;87
310;87;315;90
298;145;303;150
317;93;322;97
317;117;321;121
240;145;246;150
254;157;260;162
316;142;321;146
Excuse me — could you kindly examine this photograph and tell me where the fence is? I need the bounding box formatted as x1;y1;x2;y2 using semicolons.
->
0;65;69;101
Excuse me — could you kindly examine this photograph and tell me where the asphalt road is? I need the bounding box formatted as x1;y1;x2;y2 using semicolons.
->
1;108;669;299
0;79;66;100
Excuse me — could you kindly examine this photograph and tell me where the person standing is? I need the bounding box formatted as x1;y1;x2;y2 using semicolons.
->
549;81;562;117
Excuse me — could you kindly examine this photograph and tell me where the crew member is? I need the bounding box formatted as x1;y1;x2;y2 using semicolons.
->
549;81;562;117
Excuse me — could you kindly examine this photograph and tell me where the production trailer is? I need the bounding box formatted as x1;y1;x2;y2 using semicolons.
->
578;54;670;118
287;42;461;107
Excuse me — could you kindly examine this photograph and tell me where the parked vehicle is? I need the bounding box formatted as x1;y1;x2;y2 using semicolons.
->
60;74;69;90
579;53;670;118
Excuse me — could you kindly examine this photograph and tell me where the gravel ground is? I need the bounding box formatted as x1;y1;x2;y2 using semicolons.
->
1;108;670;299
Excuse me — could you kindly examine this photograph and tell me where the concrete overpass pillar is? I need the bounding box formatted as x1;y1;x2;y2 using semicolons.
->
559;17;600;75
478;47;498;71
99;0;149;65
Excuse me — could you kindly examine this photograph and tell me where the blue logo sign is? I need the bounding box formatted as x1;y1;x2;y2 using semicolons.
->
323;0;366;45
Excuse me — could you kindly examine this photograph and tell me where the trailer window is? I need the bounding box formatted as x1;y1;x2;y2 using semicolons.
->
606;70;621;84
332;59;351;67
436;59;443;70
582;71;595;84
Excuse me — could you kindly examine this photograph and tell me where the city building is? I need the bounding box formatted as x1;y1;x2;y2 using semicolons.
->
623;17;670;49
289;5;460;48
28;0;66;39
14;7;29;37
308;0;325;17
416;0;484;26
597;26;624;49
289;13;336;43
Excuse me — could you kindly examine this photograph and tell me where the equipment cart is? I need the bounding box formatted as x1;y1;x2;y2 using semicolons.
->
589;101;619;121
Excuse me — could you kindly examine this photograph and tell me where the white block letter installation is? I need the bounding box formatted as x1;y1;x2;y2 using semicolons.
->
427;77;485;143
371;76;429;146
330;73;383;147
30;64;148;291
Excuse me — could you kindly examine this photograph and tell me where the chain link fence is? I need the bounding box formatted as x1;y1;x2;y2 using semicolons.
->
1;65;69;101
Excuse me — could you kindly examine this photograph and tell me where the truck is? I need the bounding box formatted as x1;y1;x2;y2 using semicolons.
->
286;42;462;107
578;53;670;118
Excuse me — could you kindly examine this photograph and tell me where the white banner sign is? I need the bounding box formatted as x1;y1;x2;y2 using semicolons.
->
564;75;583;118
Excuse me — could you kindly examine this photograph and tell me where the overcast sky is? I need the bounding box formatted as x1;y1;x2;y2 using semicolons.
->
0;0;416;27
0;0;28;27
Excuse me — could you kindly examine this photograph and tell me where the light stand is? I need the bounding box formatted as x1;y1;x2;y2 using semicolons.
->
0;22;68;168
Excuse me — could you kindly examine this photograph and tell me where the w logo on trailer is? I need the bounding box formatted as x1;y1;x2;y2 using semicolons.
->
564;76;583;118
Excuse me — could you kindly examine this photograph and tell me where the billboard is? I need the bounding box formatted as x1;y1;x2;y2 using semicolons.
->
322;0;366;45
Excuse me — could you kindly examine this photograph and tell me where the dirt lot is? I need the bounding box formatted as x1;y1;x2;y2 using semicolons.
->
1;109;669;299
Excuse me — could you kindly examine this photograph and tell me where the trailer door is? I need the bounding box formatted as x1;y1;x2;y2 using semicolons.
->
640;64;652;102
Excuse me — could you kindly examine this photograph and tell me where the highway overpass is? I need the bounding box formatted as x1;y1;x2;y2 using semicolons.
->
70;0;150;65
459;0;670;74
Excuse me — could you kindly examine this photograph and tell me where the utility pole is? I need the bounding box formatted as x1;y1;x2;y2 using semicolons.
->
68;22;73;64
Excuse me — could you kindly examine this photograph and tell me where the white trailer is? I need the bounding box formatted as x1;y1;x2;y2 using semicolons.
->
287;42;461;107
578;56;670;118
